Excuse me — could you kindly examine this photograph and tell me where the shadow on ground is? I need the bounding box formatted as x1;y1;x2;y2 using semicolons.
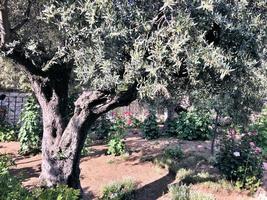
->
135;171;175;200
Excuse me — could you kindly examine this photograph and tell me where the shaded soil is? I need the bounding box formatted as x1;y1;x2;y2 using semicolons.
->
1;135;267;199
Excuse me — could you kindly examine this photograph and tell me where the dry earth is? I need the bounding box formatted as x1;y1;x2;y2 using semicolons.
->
1;134;267;200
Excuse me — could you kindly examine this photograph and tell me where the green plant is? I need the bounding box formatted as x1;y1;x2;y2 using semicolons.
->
169;184;215;200
33;185;80;200
0;122;17;142
216;129;263;192
81;136;92;157
18;97;42;155
107;113;127;156
164;119;178;136
249;106;267;156
0;173;32;200
90;115;112;140
180;172;218;185
176;110;211;140
107;137;126;156
101;180;136;200
142;111;160;140
164;146;184;160
169;184;190;200
0;154;32;200
129;116;142;129
0;154;14;175
110;113;127;138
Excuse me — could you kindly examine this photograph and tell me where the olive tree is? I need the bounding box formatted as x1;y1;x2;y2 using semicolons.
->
0;0;266;190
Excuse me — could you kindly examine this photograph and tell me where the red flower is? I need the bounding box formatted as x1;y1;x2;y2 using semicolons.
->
127;119;132;126
124;111;132;116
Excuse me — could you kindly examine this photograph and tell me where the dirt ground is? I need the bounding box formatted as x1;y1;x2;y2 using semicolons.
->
1;135;267;200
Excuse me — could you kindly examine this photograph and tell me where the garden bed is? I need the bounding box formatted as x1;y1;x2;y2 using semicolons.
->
1;134;267;199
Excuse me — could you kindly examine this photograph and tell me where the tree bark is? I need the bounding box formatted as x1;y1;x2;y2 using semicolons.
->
211;110;219;156
0;0;11;46
38;88;137;189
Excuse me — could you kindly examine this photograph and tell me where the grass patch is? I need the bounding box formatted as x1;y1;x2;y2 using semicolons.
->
176;168;194;181
169;184;215;200
153;152;208;174
200;179;236;192
175;169;236;194
180;172;218;185
100;180;137;200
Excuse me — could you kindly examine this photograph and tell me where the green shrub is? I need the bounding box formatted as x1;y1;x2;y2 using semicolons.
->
176;110;211;140
0;173;32;200
0;154;32;200
164;119;178;136
180;172;218;185
249;106;267;156
216;129;263;192
142;111;160;139
129;115;142;129
18;97;42;155
164;146;184;160
90;115;112;140
169;184;190;200
0;154;14;175
0;122;17;142
101;180;136;200
110;113;126;138
107;137;126;156
107;113;127;156
169;184;215;200
33;185;80;200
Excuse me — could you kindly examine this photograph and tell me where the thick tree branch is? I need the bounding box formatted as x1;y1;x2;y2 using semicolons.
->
4;44;46;77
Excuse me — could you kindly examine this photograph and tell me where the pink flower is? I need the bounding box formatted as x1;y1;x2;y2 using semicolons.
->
111;112;116;116
228;128;237;139
124;111;132;116
255;147;262;154
127;119;132;126
252;131;257;136
249;142;256;148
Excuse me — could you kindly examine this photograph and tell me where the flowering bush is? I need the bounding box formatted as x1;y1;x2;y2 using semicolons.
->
216;129;263;192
